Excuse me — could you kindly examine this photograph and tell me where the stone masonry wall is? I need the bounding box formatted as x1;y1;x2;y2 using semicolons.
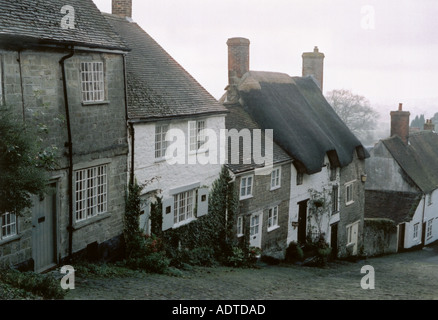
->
235;162;292;259
0;48;128;269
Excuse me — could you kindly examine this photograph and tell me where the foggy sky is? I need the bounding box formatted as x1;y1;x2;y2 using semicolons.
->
93;0;438;120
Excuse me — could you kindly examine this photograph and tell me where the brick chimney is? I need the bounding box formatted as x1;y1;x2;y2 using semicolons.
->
112;0;132;18
227;37;250;87
390;103;410;145
302;46;325;91
424;119;435;131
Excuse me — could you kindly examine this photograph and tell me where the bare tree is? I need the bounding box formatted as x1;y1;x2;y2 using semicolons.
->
325;89;379;144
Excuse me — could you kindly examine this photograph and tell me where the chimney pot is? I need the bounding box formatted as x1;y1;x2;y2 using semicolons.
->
399;103;403;111
424;119;435;131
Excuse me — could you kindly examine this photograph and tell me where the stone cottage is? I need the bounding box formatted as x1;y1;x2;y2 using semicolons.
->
366;104;438;252
221;39;369;258
105;1;228;234
0;0;129;272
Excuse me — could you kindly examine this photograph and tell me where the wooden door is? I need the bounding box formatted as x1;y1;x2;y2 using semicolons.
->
249;212;262;248
32;184;57;272
298;200;308;244
330;223;338;258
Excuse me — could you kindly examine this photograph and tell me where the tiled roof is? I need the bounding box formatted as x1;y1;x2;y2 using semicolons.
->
225;104;292;174
105;14;228;120
365;190;421;224
383;131;438;193
0;0;127;50
230;71;368;174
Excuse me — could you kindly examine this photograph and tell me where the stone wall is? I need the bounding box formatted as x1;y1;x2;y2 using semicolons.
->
363;218;397;256
338;152;366;258
0;48;128;270
235;162;292;259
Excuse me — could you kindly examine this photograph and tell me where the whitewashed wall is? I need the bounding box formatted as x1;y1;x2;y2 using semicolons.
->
403;198;424;249
132;115;226;231
287;155;339;246
423;188;438;245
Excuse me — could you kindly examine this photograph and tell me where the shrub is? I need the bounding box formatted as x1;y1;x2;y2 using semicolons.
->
285;242;304;263
225;246;261;268
126;252;170;274
0;268;66;300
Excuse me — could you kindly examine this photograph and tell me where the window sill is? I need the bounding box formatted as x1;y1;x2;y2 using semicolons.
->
73;212;111;231
173;218;196;229
0;234;22;246
345;201;355;207
154;157;167;164
270;186;281;192
267;225;280;233
82;100;110;106
237;233;244;238
240;195;253;201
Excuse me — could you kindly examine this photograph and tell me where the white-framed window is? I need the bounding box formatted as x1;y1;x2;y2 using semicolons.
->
413;223;419;240
250;214;260;237
332;185;339;213
428;194;433;206
173;190;195;225
81;61;105;103
240;175;254;200
237;216;244;237
426;219;433;239
296;172;304;186
270;167;281;190
75;165;108;222
267;206;279;231
345;181;354;205
1;212;17;240
155;123;169;159
189;120;206;152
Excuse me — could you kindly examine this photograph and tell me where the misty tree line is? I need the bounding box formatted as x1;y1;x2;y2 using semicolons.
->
410;113;438;129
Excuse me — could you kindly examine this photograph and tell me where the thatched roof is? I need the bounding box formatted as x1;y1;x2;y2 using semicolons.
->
230;71;368;174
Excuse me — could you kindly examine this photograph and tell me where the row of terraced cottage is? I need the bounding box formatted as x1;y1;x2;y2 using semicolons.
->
1;0;437;273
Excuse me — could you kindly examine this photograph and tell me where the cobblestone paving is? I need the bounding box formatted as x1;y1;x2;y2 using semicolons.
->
65;245;438;300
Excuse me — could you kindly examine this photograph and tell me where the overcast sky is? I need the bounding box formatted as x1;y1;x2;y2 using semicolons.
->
93;0;438;120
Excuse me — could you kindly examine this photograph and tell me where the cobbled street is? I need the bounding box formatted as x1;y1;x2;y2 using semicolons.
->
65;244;438;300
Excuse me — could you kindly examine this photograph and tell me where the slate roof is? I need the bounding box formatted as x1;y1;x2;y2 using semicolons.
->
0;0;127;51
382;131;438;193
105;14;227;120
365;190;421;224
225;104;292;174
231;71;368;174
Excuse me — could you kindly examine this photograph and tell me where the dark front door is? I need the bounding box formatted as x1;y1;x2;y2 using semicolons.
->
330;223;338;258
398;223;405;252
297;200;308;244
